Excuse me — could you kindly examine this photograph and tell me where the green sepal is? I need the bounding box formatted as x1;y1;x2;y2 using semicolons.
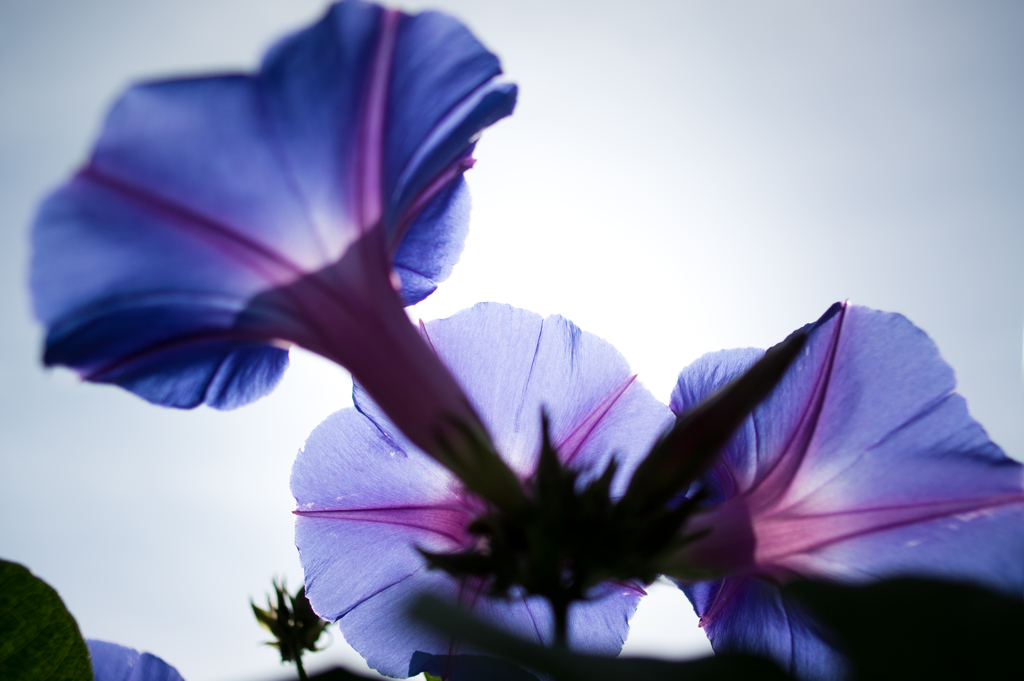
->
252;579;329;665
621;329;806;516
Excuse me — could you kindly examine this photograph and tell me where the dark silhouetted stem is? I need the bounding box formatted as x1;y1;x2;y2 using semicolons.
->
295;654;308;681
553;600;569;649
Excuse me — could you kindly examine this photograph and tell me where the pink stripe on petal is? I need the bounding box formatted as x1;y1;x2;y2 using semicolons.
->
754;493;1024;567
390;155;475;252
295;504;473;546
699;577;746;629
747;302;849;516
79;166;303;285
559;375;638;466
356;10;399;232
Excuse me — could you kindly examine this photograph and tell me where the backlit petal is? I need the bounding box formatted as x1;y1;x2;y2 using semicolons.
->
672;303;1024;679
419;303;673;489
86;640;185;681
294;304;659;677
680;579;843;681
31;1;515;411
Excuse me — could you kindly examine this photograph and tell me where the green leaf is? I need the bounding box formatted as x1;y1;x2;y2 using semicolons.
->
423;675;443;681
0;559;92;681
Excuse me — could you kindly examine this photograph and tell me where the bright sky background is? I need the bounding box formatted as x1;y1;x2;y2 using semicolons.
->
2;1;1023;680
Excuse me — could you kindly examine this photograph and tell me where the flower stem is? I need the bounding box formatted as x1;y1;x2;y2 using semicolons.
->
553;600;569;649
295;654;308;681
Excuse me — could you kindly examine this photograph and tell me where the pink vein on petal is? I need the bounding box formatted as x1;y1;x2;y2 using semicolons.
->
558;375;637;465
389;156;476;253
294;504;471;545
699;577;745;630
79;166;304;285
746;302;849;515
755;493;1024;565
418;318;441;358
356;10;399;232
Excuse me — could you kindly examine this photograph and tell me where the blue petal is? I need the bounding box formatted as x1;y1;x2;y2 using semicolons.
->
333;567;639;678
86;640;185;681
33;173;291;408
384;11;515;231
672;303;1024;679
680;580;844;681
392;176;470;305
293;303;658;677
84;340;287;410
294;404;642;677
87;75;334;271
257;0;516;248
417;303;673;491
88;640;139;681
31;0;515;410
669;347;763;505
256;0;386;254
293;409;468;626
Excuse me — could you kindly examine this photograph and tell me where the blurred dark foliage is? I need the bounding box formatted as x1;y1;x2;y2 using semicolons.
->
410;593;790;681
409;576;1024;681
411;652;540;681
785;578;1024;681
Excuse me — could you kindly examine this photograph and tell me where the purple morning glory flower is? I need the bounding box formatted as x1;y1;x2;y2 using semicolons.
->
291;303;674;678
87;640;184;681
671;302;1024;680
30;0;515;462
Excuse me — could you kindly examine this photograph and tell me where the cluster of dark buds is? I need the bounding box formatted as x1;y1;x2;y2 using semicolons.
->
252;579;330;680
422;330;806;646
